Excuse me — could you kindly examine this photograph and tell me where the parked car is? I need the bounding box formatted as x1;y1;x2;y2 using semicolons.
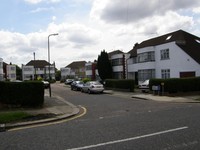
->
139;79;149;92
71;81;84;91
42;80;50;89
65;79;74;85
81;81;104;94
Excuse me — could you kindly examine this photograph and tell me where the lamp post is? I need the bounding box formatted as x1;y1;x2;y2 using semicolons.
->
48;33;58;97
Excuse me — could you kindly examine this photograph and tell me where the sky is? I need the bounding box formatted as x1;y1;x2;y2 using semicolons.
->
0;0;200;69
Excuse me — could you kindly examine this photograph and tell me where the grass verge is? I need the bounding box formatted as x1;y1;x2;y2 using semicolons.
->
0;111;31;124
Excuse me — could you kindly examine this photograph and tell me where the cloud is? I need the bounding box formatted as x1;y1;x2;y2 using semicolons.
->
30;7;55;13
1;0;200;69
90;0;200;24
193;7;200;14
25;0;60;4
47;22;101;48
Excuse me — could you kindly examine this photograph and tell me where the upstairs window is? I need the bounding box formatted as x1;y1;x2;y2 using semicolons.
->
137;51;155;63
112;58;123;66
160;49;169;60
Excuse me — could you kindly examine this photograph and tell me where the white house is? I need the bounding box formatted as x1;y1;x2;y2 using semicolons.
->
22;60;55;81
108;50;130;79
127;30;200;83
63;61;86;79
60;67;71;80
22;65;34;81
6;64;16;81
85;61;100;80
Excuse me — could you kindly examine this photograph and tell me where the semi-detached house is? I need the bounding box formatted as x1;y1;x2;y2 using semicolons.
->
22;60;55;81
127;30;200;84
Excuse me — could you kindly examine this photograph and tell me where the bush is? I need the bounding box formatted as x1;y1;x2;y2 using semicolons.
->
149;77;200;93
105;79;135;92
0;81;44;107
82;78;91;83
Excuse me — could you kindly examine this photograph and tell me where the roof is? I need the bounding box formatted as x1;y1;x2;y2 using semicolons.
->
129;30;200;64
26;60;50;68
108;50;124;58
66;61;86;69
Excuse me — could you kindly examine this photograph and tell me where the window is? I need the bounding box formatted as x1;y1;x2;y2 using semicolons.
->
160;49;169;60
10;67;15;70
112;58;123;66
86;65;92;70
138;69;155;81
137;51;155;63
166;35;172;40
161;69;170;79
24;68;33;71
10;74;16;78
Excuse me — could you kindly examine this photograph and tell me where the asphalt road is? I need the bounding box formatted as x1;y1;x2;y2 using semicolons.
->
0;83;200;150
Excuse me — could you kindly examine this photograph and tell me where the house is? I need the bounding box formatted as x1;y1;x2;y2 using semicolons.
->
64;61;86;79
60;67;71;80
127;29;200;84
108;50;130;79
0;58;17;81
85;61;100;80
22;60;55;81
6;64;16;81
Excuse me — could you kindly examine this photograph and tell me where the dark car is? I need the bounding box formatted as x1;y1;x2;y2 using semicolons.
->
71;81;84;91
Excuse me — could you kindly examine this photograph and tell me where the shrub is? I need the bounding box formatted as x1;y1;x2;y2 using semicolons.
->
0;81;44;107
149;77;200;93
105;79;135;92
82;78;91;83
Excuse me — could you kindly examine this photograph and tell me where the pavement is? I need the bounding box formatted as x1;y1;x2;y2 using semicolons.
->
0;89;200;131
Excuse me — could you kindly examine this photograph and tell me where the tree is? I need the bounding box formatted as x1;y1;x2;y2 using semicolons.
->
15;65;22;80
97;50;112;80
55;69;61;81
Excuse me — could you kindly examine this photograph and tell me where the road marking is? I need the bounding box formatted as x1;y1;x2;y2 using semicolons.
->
8;106;87;132
67;126;188;150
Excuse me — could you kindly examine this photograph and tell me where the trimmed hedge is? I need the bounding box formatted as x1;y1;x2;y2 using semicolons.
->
149;77;200;93
105;79;135;92
0;81;44;107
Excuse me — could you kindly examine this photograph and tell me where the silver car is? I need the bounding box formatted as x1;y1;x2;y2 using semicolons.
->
81;81;104;94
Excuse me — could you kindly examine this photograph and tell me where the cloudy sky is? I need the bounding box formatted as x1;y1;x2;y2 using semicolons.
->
1;0;200;69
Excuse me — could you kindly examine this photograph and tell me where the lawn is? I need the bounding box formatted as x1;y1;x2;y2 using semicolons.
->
0;111;31;123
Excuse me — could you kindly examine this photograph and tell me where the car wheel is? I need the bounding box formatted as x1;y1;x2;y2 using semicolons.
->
81;88;84;93
88;89;91;94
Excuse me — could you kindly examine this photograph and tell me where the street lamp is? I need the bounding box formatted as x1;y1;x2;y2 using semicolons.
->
48;33;58;97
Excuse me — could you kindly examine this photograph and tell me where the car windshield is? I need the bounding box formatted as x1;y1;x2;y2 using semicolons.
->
77;81;84;84
142;80;149;85
92;81;101;85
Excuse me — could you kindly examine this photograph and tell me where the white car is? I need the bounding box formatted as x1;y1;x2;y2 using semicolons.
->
139;79;149;92
81;81;104;94
65;79;74;85
42;80;50;89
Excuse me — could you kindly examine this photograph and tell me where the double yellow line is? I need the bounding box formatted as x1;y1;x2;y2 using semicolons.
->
8;106;87;132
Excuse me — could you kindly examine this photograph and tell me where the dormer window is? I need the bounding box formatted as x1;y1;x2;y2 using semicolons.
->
166;35;172;40
195;39;200;43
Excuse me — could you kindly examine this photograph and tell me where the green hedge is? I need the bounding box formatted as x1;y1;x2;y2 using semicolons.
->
105;79;135;92
0;81;44;107
149;77;200;93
